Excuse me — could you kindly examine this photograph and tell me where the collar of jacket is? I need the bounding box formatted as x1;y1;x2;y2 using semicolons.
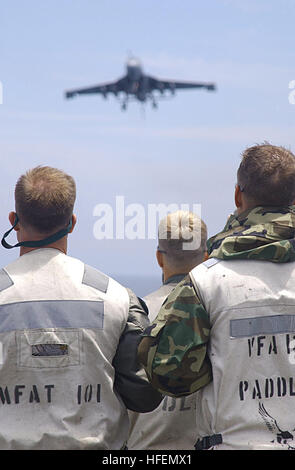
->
163;273;187;285
207;205;295;263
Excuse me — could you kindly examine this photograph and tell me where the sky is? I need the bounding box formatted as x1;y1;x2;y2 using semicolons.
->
0;0;294;295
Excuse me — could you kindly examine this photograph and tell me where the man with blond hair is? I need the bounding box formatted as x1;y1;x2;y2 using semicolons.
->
128;210;207;450
139;143;295;450
0;166;162;450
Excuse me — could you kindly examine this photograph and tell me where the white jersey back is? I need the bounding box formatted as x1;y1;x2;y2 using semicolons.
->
128;276;197;450
191;258;295;450
0;248;130;449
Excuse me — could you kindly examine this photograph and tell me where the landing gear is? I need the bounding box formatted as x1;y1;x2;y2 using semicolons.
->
150;93;158;109
121;96;128;111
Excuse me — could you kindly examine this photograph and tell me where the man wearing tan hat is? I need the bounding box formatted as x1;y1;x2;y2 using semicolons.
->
128;210;208;450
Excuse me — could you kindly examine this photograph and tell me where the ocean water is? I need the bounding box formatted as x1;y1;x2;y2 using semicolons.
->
110;274;160;299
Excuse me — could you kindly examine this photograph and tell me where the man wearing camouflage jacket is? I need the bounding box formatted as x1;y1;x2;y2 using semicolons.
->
138;143;295;450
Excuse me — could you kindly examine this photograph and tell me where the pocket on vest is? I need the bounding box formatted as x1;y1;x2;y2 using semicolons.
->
16;329;81;368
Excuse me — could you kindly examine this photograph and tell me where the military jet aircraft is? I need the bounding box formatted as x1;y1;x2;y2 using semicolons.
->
65;57;216;110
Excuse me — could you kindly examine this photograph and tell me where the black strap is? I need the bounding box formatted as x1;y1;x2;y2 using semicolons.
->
194;433;223;450
1;215;72;249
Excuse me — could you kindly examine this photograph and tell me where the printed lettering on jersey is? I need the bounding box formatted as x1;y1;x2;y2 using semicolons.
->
229;313;295;449
0;382;101;406
229;315;295;403
161;395;196;412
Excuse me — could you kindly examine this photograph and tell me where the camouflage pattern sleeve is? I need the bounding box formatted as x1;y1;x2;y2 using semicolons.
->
137;275;212;397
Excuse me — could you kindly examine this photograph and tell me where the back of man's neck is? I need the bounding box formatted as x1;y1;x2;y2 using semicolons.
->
20;243;67;257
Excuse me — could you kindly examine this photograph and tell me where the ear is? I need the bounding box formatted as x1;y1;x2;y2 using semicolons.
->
156;249;164;268
69;214;77;234
9;212;19;231
235;184;243;209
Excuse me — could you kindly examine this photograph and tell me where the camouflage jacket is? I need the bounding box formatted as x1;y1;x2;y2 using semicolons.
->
137;206;295;397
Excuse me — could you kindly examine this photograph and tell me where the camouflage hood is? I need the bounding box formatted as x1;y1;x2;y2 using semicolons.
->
207;206;295;263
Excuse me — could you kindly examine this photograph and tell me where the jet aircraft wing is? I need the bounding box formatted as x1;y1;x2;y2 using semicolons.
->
148;76;216;92
65;77;127;98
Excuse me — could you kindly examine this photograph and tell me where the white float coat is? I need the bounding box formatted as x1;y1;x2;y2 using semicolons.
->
190;258;295;450
128;274;198;450
0;248;161;449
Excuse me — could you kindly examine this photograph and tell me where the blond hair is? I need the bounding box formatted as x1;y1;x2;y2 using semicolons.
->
15;166;76;233
158;210;207;271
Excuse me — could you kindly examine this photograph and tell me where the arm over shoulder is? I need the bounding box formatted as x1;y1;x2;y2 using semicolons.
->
137;274;212;397
112;288;163;413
